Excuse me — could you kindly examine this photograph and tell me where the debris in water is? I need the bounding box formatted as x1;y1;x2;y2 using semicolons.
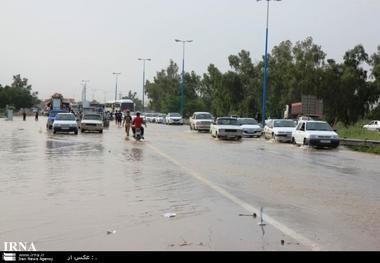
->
238;213;257;218
179;241;192;247
163;213;176;218
258;207;266;226
106;230;116;235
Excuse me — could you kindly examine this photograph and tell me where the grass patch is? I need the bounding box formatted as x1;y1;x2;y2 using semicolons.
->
335;120;380;141
346;146;380;155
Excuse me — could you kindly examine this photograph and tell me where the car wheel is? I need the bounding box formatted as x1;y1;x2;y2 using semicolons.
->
291;137;295;144
190;125;193;130
81;129;85;133
236;136;242;141
74;129;78;135
53;129;57;134
303;138;308;146
99;130;103;134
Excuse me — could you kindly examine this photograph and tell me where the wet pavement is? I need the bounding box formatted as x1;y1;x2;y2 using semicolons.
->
1;117;379;251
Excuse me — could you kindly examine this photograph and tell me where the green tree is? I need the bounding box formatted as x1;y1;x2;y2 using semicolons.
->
0;75;40;110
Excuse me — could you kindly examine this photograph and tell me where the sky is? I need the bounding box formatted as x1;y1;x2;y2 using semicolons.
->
1;0;379;102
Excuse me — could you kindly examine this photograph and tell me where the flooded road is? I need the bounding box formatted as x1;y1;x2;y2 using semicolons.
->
1;117;379;250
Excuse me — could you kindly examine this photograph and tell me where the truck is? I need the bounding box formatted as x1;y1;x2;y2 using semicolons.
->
284;95;323;120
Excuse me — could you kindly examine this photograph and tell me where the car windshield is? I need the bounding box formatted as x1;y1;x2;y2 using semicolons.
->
238;118;258;125
196;114;212;119
273;120;296;128
83;115;101;121
55;114;75;121
217;118;239;125
306;122;333;131
169;113;181;117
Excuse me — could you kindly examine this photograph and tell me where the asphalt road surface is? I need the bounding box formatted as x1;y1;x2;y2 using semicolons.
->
1;117;379;251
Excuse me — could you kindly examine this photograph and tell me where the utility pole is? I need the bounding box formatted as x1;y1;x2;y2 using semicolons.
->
112;72;121;112
257;0;282;127
175;39;193;116
138;58;151;113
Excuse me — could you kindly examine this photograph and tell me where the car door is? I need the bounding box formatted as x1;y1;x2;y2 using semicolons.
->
375;121;380;130
294;122;304;144
264;120;271;139
297;122;306;144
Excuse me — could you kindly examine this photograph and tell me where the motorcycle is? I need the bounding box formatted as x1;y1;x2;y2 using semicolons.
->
134;127;142;141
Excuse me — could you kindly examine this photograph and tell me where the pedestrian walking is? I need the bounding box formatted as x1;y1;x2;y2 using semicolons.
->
124;110;132;139
35;111;39;121
22;110;26;121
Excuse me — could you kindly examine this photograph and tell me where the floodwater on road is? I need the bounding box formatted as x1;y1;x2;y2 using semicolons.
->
0;116;379;251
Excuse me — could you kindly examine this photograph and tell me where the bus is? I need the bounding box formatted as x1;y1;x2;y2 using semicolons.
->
105;99;135;113
119;99;135;112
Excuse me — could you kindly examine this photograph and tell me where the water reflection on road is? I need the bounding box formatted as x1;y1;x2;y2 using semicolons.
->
1;117;379;250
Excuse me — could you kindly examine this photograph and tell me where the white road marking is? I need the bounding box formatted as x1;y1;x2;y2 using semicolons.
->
147;142;322;251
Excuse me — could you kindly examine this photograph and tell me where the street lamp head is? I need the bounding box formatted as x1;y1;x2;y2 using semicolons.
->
175;39;181;42
186;40;193;43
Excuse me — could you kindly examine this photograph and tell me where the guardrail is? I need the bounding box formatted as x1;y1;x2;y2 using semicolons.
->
340;138;380;147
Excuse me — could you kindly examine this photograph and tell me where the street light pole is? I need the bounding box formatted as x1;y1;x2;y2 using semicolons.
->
112;72;121;112
138;58;151;113
81;80;89;109
257;0;281;127
175;39;193;116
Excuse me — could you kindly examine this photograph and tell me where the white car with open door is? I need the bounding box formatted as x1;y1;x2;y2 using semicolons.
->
292;120;340;148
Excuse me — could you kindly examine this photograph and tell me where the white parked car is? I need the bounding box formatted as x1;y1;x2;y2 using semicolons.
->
165;113;184;125
292;120;340;148
210;117;243;140
238;118;262;138
53;113;79;135
145;113;156;123
80;114;104;133
264;119;296;142
155;113;166;124
189;112;214;131
363;120;380;132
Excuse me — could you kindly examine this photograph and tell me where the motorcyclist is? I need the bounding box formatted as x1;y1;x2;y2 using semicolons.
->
132;112;146;139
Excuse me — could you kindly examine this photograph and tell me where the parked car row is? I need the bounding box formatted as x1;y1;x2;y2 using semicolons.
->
49;112;104;134
187;112;340;149
144;112;184;125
